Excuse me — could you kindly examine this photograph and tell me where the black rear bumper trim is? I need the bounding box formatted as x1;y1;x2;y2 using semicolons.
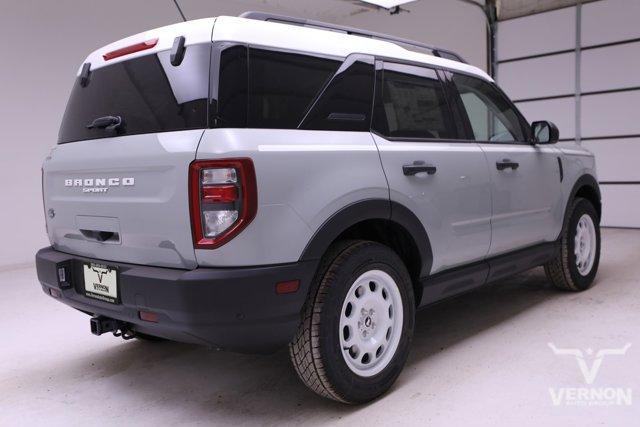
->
35;247;317;353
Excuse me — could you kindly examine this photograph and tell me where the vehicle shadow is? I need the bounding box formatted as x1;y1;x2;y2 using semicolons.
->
407;267;557;369
22;267;561;424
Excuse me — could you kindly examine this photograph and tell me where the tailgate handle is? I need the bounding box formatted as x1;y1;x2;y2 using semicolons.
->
80;229;119;243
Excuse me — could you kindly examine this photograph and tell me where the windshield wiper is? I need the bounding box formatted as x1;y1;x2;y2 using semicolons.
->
86;115;123;132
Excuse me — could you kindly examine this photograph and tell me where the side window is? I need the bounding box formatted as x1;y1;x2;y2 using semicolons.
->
373;62;455;139
451;73;527;142
247;49;339;129
300;57;375;131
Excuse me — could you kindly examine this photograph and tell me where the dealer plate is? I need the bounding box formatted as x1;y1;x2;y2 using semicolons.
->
83;262;119;304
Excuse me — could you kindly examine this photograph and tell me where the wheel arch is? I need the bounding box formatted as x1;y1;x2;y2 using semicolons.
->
567;174;602;221
299;199;433;303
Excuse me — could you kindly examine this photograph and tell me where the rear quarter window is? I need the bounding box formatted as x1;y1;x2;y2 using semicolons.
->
300;57;375;132
58;43;210;144
213;45;375;131
247;49;340;129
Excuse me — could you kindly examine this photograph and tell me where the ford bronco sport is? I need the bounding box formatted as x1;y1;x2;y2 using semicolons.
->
36;12;601;404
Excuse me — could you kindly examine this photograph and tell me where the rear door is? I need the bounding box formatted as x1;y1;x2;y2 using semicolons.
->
446;71;564;256
42;35;212;269
372;61;492;274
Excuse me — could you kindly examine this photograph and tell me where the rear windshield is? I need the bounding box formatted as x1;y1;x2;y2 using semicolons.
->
58;44;210;144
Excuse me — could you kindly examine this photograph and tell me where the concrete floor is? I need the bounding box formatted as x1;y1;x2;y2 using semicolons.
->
1;229;639;426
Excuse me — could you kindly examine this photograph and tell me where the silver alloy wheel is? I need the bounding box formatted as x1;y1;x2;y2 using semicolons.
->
339;269;403;377
574;213;597;276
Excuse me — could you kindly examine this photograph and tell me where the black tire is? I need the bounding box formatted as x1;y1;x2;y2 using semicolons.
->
544;197;600;291
289;240;415;404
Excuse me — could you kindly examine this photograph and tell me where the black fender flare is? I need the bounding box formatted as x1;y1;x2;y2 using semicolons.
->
567;174;601;217
299;199;433;277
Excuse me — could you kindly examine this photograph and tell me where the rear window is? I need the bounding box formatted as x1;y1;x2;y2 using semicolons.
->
373;62;455;139
58;44;210;144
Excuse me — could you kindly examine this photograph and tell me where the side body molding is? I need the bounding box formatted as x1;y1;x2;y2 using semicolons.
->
299;199;433;278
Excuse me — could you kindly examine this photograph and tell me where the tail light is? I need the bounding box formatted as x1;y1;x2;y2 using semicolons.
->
189;159;257;249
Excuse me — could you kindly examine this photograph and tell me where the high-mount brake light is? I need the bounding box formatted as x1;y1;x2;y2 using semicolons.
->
189;159;257;249
103;38;159;61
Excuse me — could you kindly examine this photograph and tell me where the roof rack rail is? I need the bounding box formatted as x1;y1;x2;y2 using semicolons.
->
239;11;467;64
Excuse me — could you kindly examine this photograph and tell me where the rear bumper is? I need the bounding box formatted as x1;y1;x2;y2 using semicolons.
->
35;247;317;353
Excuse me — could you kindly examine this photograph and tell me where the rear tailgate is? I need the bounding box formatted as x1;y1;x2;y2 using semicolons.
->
42;19;215;269
43;131;202;269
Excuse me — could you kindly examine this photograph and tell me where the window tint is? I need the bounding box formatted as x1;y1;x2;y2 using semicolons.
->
451;73;527;142
300;58;375;131
59;44;210;144
213;44;248;128
373;63;455;139
247;49;340;129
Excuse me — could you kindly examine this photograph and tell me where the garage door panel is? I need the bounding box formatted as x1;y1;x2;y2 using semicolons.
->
582;0;640;46
582;42;640;93
600;184;640;228
581;91;640;137
497;0;639;228
497;7;575;61
498;53;575;100
516;97;575;139
582;139;640;182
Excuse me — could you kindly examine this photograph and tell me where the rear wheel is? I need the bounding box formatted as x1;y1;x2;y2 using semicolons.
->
544;198;600;291
289;240;415;404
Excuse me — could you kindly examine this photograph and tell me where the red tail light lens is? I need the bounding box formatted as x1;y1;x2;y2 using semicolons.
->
202;185;238;203
189;159;257;249
103;38;159;61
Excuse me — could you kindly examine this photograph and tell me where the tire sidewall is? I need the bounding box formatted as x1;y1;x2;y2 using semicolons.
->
317;243;415;404
565;199;600;290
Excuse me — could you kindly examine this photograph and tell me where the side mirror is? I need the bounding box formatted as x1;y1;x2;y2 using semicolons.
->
531;121;559;144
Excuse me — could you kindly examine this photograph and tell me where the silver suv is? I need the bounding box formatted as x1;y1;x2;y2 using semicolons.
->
36;12;601;404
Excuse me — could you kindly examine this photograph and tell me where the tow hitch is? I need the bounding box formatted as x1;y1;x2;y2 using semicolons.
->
90;316;136;340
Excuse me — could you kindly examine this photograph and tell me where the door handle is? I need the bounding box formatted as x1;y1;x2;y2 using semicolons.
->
496;159;519;171
403;161;437;176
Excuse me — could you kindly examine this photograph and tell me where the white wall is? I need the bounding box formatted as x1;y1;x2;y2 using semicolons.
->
0;0;487;268
0;1;181;269
497;0;640;228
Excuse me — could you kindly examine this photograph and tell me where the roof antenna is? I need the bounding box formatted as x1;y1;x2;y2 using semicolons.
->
172;0;187;22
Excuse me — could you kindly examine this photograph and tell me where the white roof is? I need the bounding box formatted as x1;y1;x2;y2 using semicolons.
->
80;15;492;82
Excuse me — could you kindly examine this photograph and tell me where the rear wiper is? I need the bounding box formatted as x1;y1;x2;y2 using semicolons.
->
86;115;123;132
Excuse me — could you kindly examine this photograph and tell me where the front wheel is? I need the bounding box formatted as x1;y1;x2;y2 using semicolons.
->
545;198;601;291
289;240;415;404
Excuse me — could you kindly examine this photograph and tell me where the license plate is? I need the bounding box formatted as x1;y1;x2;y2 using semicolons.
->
83;262;119;304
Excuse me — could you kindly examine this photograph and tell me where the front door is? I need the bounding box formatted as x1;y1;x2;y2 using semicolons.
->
447;72;564;256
